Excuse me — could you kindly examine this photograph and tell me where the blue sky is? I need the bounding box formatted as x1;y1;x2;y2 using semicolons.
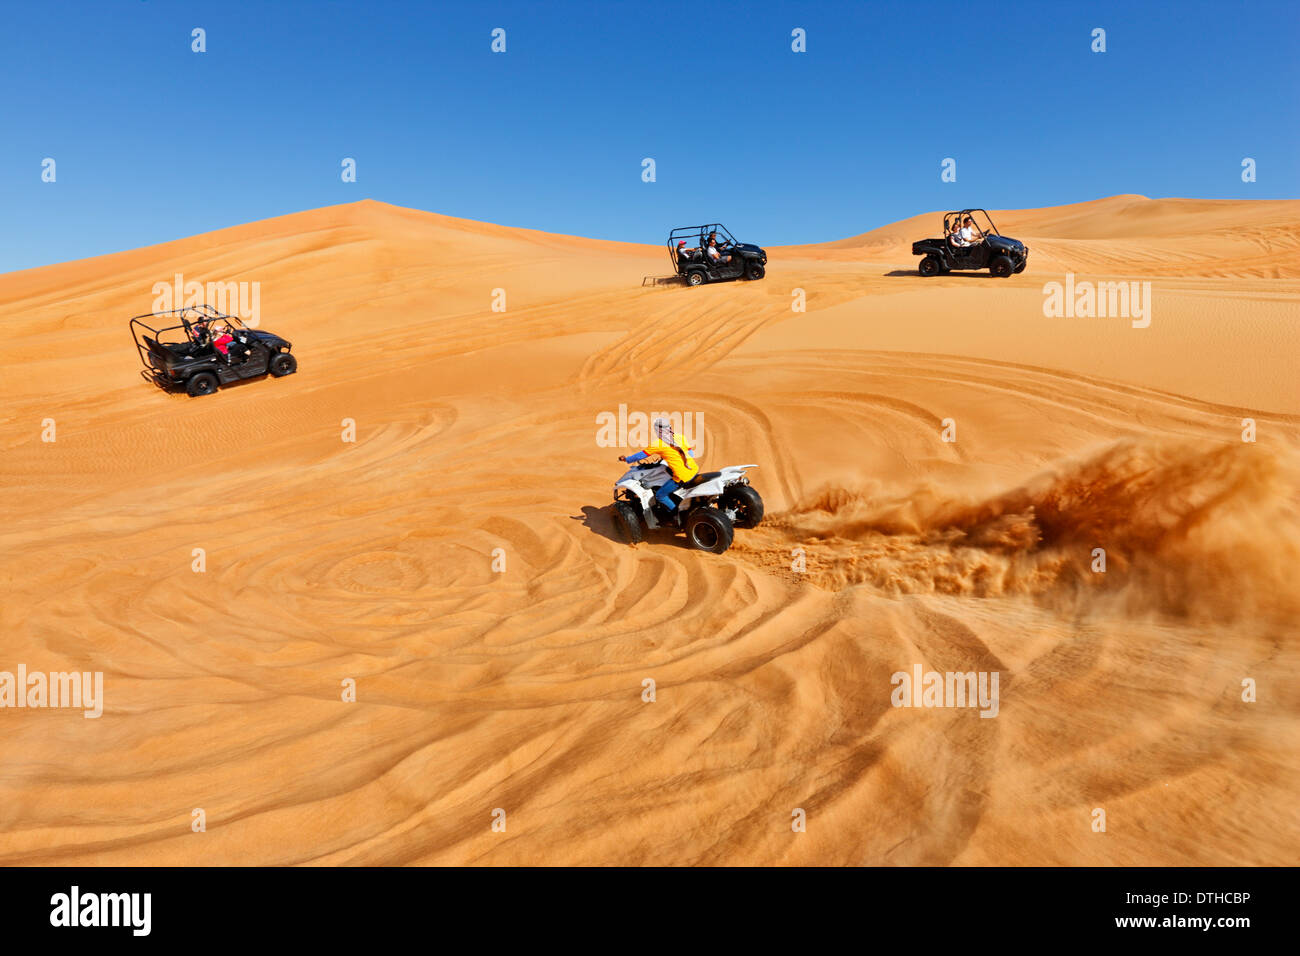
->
2;0;1297;272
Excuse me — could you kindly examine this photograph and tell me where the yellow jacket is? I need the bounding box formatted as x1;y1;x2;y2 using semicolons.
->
640;437;699;483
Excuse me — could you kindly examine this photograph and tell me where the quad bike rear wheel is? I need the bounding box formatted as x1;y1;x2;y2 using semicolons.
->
919;255;941;277
612;500;644;544
722;485;764;529
686;271;706;287
685;508;734;554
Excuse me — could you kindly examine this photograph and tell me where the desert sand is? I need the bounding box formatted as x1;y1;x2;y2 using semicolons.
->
0;196;1296;865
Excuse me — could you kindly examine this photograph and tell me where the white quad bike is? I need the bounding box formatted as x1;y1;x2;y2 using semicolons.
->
611;461;763;554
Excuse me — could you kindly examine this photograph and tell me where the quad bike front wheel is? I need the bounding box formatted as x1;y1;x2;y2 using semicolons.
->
989;256;1013;278
722;485;764;529
270;352;298;376
746;263;765;280
612;500;644;545
685;508;734;554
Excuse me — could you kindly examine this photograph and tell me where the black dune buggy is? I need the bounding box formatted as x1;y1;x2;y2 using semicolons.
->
912;208;1028;277
668;224;768;286
130;305;296;396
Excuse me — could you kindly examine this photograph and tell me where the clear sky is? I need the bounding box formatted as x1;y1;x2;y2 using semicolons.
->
2;0;1297;272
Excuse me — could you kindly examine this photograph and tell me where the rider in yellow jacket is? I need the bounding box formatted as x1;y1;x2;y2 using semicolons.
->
618;418;699;513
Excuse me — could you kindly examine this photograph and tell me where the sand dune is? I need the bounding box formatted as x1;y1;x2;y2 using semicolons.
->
800;194;1300;279
1;196;1296;865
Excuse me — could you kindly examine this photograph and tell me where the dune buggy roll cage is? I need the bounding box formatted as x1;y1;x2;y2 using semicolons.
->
667;224;738;274
944;209;1001;238
129;304;245;369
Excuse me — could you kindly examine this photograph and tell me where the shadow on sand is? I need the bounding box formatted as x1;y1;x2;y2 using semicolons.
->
142;368;277;400
881;269;999;279
574;505;690;549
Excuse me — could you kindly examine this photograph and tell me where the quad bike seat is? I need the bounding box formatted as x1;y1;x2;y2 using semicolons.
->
685;470;722;487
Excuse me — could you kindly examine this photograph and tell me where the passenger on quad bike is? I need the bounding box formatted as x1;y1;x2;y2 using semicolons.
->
618;418;698;517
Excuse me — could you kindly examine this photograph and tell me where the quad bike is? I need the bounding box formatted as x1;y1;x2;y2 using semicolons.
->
611;461;762;554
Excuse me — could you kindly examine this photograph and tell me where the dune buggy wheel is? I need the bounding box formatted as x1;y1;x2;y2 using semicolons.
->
612;500;644;545
919;256;941;277
686;271;706;287
746;263;765;280
270;352;298;376
186;371;218;396
722;485;764;529
1013;260;1026;274
990;256;1013;278
685;508;734;554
